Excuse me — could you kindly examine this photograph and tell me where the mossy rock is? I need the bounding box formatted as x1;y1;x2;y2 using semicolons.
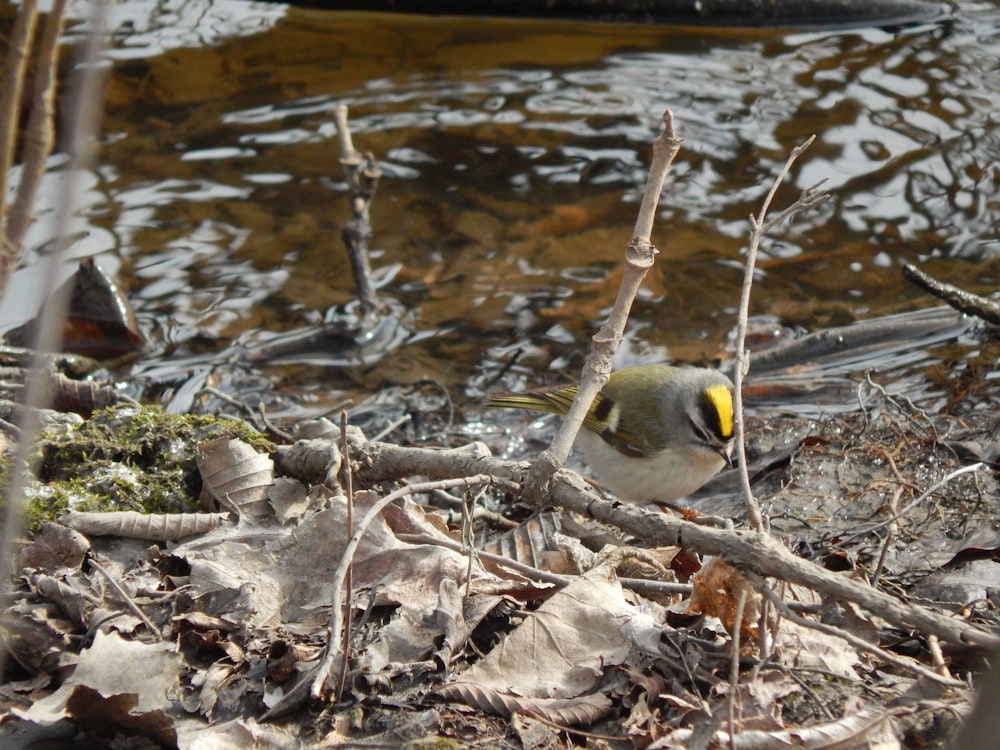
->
14;404;273;532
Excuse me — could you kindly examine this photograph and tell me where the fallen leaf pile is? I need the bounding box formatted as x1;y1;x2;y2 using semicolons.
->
0;398;996;749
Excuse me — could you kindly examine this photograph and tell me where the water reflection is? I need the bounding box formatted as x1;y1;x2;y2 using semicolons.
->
2;4;998;420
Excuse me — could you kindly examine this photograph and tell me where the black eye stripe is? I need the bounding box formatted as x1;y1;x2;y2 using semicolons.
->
688;415;711;443
698;389;730;442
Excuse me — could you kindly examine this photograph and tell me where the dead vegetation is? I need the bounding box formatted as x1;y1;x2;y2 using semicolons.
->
2;375;998;748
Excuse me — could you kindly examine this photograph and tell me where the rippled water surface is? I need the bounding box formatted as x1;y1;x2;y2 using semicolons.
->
2;1;998;422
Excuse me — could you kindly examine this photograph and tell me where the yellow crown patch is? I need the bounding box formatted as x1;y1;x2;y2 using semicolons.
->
705;383;734;439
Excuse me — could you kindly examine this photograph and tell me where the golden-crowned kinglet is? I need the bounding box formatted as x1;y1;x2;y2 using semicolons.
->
486;364;735;503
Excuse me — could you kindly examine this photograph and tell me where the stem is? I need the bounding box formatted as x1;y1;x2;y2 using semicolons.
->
732;136;817;533
531;111;681;495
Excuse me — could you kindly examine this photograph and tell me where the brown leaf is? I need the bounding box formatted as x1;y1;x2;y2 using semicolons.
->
267;477;311;525
13;631;180;745
42;371;126;416
60;510;228;541
169;494;510;629
0;601;76;675
18;522;89;574
197;436;274;519
362;577;501;673
483;511;583;575
687;557;762;649
5;257;146;360
440;565;661;706
434;681;612;725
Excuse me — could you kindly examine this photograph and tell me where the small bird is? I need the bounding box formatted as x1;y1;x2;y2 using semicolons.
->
485;364;736;504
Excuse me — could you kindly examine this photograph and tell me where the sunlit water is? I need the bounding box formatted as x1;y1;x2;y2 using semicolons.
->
1;1;998;431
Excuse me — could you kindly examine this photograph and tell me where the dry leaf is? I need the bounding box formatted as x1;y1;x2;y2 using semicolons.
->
483;511;593;575
772;618;862;679
197;436;274;519
361;577;501;673
18;522;90;574
169;494;510;630
14;630;181;746
267;477;312;525
60;510;228;541
444;566;660;699
183;717;301;750
652;706;899;749
687;557;762;649
435;681;612;725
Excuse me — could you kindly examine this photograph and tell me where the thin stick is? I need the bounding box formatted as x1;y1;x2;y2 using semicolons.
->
336;412;354;701
732;137;825;533
311;474;496;701
0;0;39;241
843;461;984;541
757;580;964;687
871;484;903;587
0;0;100;588
527;110;682;498
396;532;573;587
356;440;1000;652
3;0;69;270
728;589;748;748
88;559;161;640
902;262;1000;325
333;104;384;319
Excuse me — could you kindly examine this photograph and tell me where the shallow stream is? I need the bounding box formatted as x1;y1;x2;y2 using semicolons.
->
1;0;998;438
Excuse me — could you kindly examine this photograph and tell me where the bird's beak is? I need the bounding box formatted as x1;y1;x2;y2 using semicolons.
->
719;443;735;469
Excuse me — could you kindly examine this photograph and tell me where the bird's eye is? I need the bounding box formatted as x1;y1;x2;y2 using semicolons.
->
688;417;712;445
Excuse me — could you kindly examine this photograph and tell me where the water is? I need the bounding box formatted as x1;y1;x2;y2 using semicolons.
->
1;1;998;425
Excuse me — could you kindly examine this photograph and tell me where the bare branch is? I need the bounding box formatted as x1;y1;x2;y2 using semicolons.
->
0;0;39;238
902;261;1000;325
732;136;826;533
333;104;385;319
311;474;498;702
3;0;69;275
354;438;1000;653
527;110;681;500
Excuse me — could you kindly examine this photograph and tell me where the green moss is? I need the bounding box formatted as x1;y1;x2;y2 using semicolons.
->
16;404;273;533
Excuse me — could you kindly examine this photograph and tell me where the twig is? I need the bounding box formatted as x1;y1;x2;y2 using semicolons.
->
397;532;571;587
728;589;748;749
311;474;497;702
756;582;964;687
861;371;936;442
354;439;1000;652
0;0;103;587
88;558;161;640
3;0;69;269
398;532;824;608
870;484;903;587
461;484;490;598
0;0;39;245
526;109;682;501
902;262;1000;326
336;412;354;701
843;462;984;541
732;137;827;533
333;104;385;319
927;634;951;679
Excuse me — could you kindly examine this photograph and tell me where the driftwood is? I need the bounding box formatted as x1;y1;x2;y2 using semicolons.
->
902;262;1000;326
